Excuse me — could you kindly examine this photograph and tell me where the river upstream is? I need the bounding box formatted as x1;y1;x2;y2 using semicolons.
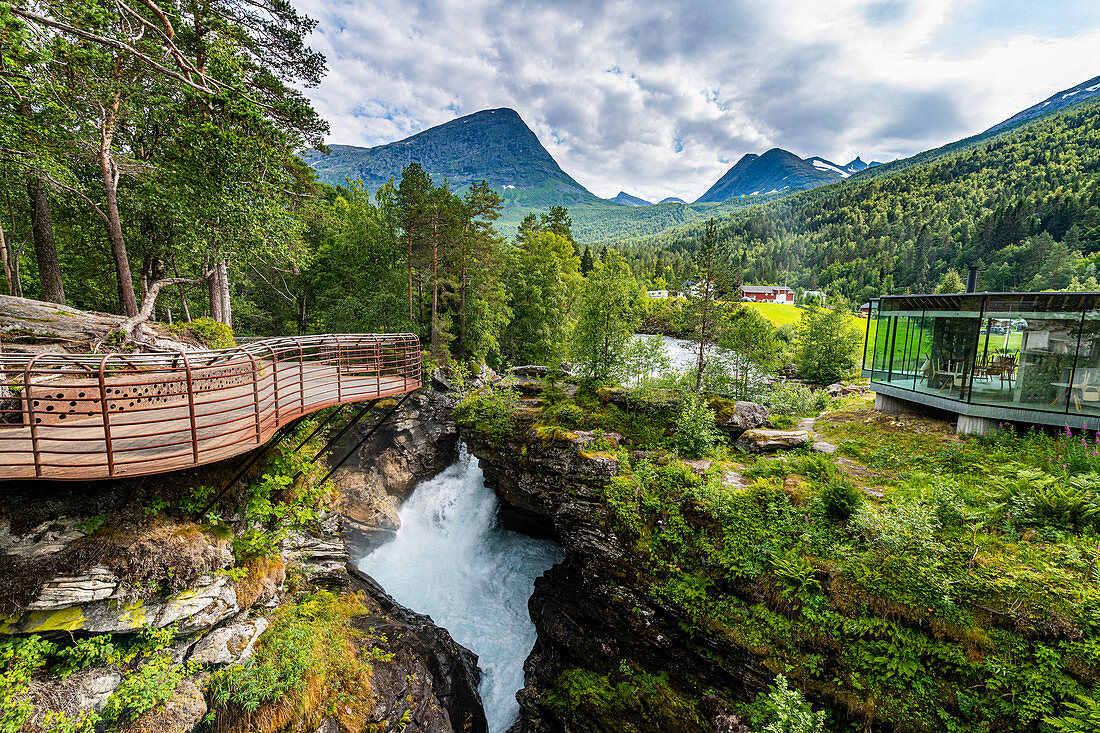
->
359;445;562;732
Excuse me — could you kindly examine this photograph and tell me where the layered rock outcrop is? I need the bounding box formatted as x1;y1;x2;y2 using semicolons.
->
1;382;485;733
464;431;773;732
333;389;460;554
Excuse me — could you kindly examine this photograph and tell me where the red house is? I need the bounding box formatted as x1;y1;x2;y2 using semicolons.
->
740;285;794;304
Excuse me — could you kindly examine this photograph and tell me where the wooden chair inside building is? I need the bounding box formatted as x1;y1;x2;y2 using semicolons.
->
934;358;966;397
978;353;1017;390
1075;370;1100;411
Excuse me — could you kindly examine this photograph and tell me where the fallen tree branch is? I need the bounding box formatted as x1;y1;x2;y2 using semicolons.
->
113;273;210;341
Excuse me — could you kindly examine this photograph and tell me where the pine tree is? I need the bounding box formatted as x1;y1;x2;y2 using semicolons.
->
580;245;595;276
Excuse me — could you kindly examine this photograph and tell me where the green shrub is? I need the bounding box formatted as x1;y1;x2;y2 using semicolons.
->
853;501;942;557
753;675;825;733
671;392;720;458
819;478;863;524
209;591;374;733
1046;694;1100;733
768;383;830;417
169;316;234;349
454;387;520;441
793;305;862;385
770;415;796;429
2;625;184;733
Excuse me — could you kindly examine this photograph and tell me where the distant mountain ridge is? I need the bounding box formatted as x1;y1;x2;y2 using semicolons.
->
695;149;829;202
694;149;883;203
303;107;602;208
986;74;1100;133
608;191;652;206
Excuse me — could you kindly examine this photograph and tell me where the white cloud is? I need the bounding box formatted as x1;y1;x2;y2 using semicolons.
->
295;0;1100;202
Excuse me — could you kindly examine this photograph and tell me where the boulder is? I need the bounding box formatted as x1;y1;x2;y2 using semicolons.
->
683;459;713;475
472;363;496;387
826;382;869;397
735;429;810;454
189;617;269;665
716;401;772;438
75;669;123;712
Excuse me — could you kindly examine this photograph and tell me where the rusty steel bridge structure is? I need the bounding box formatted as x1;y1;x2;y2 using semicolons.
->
0;334;422;480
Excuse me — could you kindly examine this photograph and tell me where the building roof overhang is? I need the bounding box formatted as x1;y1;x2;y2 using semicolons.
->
877;291;1100;314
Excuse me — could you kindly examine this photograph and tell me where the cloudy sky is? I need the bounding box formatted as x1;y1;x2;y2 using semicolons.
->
296;0;1100;202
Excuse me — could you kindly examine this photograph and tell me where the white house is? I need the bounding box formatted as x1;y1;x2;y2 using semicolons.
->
646;290;669;299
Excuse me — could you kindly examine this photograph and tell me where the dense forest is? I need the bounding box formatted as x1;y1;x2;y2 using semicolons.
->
4;0;1100;361
619;98;1100;303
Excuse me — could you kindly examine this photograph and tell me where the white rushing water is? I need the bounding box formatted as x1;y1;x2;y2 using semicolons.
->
647;334;699;372
358;445;562;732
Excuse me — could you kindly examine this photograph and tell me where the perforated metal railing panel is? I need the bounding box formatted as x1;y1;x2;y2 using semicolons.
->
0;334;421;480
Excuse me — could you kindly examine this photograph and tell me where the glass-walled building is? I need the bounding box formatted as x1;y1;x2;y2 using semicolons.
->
864;292;1100;432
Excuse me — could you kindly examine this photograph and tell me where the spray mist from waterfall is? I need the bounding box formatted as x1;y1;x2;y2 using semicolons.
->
359;444;562;732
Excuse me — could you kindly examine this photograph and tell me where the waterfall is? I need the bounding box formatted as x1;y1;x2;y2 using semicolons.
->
359;444;562;732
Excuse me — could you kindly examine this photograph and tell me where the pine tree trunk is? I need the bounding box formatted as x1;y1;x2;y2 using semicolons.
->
459;257;467;360
0;223;12;296
100;165;137;317
217;260;232;328
430;206;439;356
25;176;65;305
207;268;221;322
172;260;192;322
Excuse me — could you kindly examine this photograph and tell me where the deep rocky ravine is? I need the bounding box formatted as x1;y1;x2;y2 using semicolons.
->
356;445;562;732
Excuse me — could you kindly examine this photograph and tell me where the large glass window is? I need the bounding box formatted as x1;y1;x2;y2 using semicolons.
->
863;301;880;373
915;314;980;401
1066;312;1100;419
969;312;1082;412
869;311;893;380
879;315;924;391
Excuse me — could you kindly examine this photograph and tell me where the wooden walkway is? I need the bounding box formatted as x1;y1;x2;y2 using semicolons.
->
0;334;421;481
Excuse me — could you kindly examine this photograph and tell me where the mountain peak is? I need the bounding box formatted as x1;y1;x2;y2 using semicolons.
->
695;147;842;203
609;191;652;206
304;107;601;208
986;73;1100;133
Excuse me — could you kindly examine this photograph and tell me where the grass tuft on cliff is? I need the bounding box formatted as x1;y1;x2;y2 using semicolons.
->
208;591;375;733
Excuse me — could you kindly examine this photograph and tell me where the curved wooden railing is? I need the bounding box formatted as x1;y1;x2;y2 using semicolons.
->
0;334;421;481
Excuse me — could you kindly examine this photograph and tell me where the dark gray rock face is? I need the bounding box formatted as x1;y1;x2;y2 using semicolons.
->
333;389;460;554
464;432;774;733
345;565;488;733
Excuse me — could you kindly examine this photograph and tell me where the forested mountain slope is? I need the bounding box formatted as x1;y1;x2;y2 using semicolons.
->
622;96;1100;304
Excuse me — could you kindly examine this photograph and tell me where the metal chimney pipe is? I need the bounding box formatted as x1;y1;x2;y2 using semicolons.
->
966;266;980;293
